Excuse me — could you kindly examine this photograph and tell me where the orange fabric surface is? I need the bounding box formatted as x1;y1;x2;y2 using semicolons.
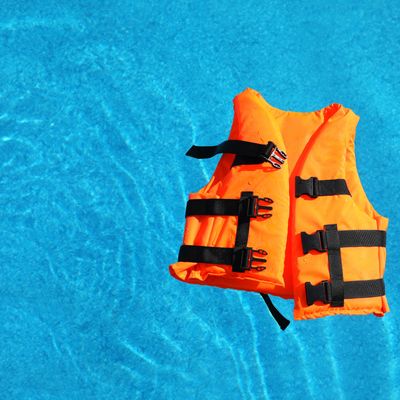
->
170;88;389;320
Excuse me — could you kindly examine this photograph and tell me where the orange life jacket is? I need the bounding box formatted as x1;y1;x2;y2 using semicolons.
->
170;88;389;329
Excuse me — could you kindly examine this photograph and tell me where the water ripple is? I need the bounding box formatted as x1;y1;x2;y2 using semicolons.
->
237;292;271;400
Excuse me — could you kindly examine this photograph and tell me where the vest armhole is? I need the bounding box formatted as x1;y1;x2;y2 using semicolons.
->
345;114;388;225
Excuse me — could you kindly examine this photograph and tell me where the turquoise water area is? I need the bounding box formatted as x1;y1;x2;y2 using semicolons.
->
0;1;399;399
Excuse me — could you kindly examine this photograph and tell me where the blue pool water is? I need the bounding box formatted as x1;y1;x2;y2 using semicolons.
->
0;1;399;399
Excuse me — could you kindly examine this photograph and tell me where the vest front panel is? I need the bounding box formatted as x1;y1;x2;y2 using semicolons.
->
170;89;290;293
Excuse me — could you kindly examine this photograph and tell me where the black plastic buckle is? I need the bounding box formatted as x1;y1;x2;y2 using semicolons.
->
305;281;332;305
232;247;267;273
263;141;287;169
301;230;327;254
295;176;319;198
239;196;273;219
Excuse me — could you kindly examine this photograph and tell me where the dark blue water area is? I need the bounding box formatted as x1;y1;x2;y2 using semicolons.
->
0;1;399;399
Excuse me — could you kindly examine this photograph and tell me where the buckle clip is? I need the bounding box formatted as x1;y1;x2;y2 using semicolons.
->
306;177;319;198
305;280;332;306
310;177;319;198
295;176;319;198
240;196;273;219
232;247;267;273
317;230;327;251
263;142;287;169
301;230;327;254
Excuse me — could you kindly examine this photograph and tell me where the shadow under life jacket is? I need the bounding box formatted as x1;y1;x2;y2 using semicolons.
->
169;88;389;330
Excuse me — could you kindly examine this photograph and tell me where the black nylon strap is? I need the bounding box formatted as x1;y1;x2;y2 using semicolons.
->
260;293;290;330
295;177;351;198
302;225;387;307
233;192;254;272
186;140;287;169
305;278;385;306
178;245;233;265
325;224;344;306
339;230;387;248
179;192;267;273
185;196;272;218
186;140;275;159
301;229;386;254
186;199;241;217
178;245;267;272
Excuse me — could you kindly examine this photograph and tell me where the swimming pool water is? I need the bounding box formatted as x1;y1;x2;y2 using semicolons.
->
0;1;399;399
